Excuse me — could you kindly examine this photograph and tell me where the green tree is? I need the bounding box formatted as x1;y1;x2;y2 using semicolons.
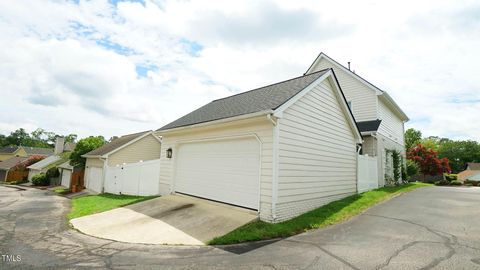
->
64;134;78;143
6;128;30;146
405;128;422;152
0;134;6;147
421;137;439;152
69;136;106;167
437;139;480;173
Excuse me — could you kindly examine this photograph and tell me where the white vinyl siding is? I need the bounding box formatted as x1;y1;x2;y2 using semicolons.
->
158;116;274;221
309;58;377;122
86;158;104;168
276;79;357;221
377;98;405;146
107;135;161;167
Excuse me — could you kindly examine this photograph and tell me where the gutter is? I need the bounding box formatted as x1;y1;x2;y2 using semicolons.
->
156;110;274;135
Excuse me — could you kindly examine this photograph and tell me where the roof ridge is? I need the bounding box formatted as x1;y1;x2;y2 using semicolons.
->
211;68;331;103
119;130;151;138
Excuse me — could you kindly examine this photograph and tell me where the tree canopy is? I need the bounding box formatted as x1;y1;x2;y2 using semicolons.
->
0;128;78;148
69;136;106;167
405;128;480;173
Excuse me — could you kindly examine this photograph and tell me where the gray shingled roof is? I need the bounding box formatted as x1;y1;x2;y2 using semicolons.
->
357;120;382;133
23;147;53;156
0;157;29;170
158;69;330;131
467;163;480;170
0;146;19;154
84;131;151;157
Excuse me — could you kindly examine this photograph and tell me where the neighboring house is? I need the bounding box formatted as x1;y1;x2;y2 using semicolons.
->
58;161;74;188
27;155;62;181
0;146;28;161
458;162;480;181
0;157;29;182
82;131;162;193
0;146;53;161
305;53;409;186
155;69;362;222
26;137;76;182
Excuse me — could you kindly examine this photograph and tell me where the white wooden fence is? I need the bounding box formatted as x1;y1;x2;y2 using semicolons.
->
104;159;161;196
357;154;378;193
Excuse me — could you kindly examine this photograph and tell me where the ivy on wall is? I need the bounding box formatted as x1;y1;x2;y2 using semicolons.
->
385;149;402;186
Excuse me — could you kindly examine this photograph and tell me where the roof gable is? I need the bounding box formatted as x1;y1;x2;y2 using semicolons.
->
158;70;330;131
83;131;158;158
306;53;409;121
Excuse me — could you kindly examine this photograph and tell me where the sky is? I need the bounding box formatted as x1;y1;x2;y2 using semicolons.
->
0;0;479;140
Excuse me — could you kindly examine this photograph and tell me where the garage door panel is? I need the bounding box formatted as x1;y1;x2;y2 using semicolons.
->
61;170;71;188
175;137;260;209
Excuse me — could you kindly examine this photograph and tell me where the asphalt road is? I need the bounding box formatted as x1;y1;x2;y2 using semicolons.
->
1;185;480;269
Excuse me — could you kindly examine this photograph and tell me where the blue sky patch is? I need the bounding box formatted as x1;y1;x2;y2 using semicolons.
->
180;38;203;56
96;39;135;56
136;64;158;77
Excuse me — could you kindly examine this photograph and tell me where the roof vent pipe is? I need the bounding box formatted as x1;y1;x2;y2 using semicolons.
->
348;61;351;70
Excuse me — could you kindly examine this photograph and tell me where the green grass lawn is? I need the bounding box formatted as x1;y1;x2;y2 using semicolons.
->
68;193;157;220
53;187;71;195
209;182;432;245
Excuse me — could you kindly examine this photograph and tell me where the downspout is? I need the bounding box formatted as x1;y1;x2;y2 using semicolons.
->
100;156;108;193
356;144;362;193
267;114;279;222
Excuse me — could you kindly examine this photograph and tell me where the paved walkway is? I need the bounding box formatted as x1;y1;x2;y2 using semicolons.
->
1;185;480;269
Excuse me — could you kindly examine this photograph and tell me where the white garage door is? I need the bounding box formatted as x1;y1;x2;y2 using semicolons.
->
61;170;72;188
175;137;260;209
86;167;103;193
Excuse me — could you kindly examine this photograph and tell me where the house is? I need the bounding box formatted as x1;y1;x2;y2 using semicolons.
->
27;155;63;181
0;157;29;182
458;163;480;181
0;146;53;161
155;69;362;222
26;137;76;182
305;53;409;186
82;131;162;193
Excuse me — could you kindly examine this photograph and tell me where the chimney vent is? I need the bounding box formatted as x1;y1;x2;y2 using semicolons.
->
348;62;351;70
54;137;65;155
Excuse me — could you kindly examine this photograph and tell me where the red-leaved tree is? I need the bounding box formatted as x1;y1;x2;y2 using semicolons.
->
10;155;46;172
408;144;451;180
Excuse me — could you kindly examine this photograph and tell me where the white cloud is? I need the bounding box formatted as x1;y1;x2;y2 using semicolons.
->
0;0;479;141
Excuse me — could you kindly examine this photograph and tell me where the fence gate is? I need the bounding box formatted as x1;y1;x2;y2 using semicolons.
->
357;154;378;193
104;159;160;196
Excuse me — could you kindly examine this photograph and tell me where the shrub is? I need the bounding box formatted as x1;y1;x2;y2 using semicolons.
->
406;160;419;178
31;173;49;186
465;180;479;186
450;180;462;186
444;174;458;181
46;167;60;179
435;180;450;186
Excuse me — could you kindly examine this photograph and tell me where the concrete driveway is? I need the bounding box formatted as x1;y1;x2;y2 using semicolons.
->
2;185;480;269
70;194;258;245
